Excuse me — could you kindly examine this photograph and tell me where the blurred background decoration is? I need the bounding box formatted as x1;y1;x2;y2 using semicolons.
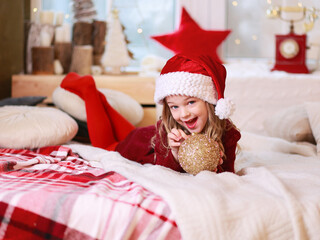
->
265;1;319;73
28;0;320;73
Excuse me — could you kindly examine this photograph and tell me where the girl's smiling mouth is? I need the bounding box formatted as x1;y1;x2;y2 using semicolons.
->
184;118;197;129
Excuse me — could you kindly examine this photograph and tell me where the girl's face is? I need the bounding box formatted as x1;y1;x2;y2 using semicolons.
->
166;95;208;133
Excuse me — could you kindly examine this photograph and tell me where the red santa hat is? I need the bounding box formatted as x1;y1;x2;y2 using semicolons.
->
154;54;234;119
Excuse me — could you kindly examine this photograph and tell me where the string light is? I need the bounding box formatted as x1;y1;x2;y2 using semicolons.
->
232;1;238;7
137;27;143;34
33;8;38;13
235;39;241;45
65;14;70;19
252;35;258;40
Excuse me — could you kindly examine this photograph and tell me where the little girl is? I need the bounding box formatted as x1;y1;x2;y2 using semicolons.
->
60;54;241;173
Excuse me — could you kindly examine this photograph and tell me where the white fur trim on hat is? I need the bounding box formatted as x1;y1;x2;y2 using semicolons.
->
215;98;235;119
154;71;218;105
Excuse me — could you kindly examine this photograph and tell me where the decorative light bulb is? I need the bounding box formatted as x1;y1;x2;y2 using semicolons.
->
266;6;280;18
303;21;314;32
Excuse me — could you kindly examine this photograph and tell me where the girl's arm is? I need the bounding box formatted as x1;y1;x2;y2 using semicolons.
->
220;121;241;173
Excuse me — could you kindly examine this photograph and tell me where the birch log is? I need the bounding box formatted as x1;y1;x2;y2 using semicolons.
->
69;45;93;75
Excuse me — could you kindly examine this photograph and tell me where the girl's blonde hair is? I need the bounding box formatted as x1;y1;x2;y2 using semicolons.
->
153;98;229;159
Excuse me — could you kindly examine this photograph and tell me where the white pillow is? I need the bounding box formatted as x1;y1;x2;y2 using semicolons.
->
0;106;78;149
263;105;315;143
239;131;316;157
305;102;320;156
52;87;144;126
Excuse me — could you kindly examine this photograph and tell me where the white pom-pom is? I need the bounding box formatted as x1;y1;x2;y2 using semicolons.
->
215;98;235;119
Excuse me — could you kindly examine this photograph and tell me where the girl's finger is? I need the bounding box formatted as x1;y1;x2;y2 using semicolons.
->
168;132;180;142
177;129;189;141
171;128;181;138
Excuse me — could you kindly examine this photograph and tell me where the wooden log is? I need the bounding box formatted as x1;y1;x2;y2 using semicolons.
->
69;45;93;75
32;46;54;74
72;22;93;46
92;20;107;55
54;42;72;73
93;54;103;66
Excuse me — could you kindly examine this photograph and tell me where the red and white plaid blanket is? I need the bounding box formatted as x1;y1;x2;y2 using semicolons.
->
0;146;181;240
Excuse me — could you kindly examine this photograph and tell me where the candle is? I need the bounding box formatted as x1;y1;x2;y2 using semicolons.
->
55;26;65;42
40;31;52;46
55;12;64;26
40;11;55;25
63;23;72;42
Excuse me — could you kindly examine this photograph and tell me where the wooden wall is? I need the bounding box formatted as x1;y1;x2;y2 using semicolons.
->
0;0;29;100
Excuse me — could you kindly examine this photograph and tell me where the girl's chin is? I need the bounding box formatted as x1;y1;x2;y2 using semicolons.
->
186;127;201;134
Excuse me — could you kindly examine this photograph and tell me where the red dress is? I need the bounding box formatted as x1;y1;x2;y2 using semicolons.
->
115;120;241;173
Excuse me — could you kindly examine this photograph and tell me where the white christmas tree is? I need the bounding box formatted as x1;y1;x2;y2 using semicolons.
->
102;9;131;74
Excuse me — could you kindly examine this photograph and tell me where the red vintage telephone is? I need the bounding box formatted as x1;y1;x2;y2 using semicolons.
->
267;6;319;74
272;20;309;73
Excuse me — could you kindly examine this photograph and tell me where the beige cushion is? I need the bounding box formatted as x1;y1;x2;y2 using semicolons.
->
0;106;78;149
52;87;144;126
263;105;315;143
305;102;320;156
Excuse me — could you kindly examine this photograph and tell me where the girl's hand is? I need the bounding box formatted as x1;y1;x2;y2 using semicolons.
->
167;128;189;160
214;151;224;172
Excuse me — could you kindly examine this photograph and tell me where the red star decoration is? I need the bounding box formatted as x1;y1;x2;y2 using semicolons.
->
151;7;231;63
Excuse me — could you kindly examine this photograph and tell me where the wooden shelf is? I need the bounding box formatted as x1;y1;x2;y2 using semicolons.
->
11;74;157;127
12;74;156;104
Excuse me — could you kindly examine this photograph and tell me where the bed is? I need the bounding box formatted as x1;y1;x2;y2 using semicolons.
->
2;59;320;239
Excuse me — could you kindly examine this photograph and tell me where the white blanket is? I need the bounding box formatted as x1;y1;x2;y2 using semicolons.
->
68;134;320;240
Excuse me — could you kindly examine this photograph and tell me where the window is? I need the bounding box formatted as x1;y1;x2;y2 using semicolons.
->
225;0;320;60
226;0;276;58
31;0;320;63
35;0;176;66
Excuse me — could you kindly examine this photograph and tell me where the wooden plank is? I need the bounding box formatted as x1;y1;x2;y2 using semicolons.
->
136;107;157;127
94;75;155;104
12;75;61;102
11;74;157;127
12;74;155;104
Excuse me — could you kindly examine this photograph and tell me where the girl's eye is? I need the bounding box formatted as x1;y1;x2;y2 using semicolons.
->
170;105;178;110
188;100;196;105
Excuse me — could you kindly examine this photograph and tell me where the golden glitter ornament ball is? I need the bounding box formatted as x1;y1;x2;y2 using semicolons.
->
178;133;221;175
